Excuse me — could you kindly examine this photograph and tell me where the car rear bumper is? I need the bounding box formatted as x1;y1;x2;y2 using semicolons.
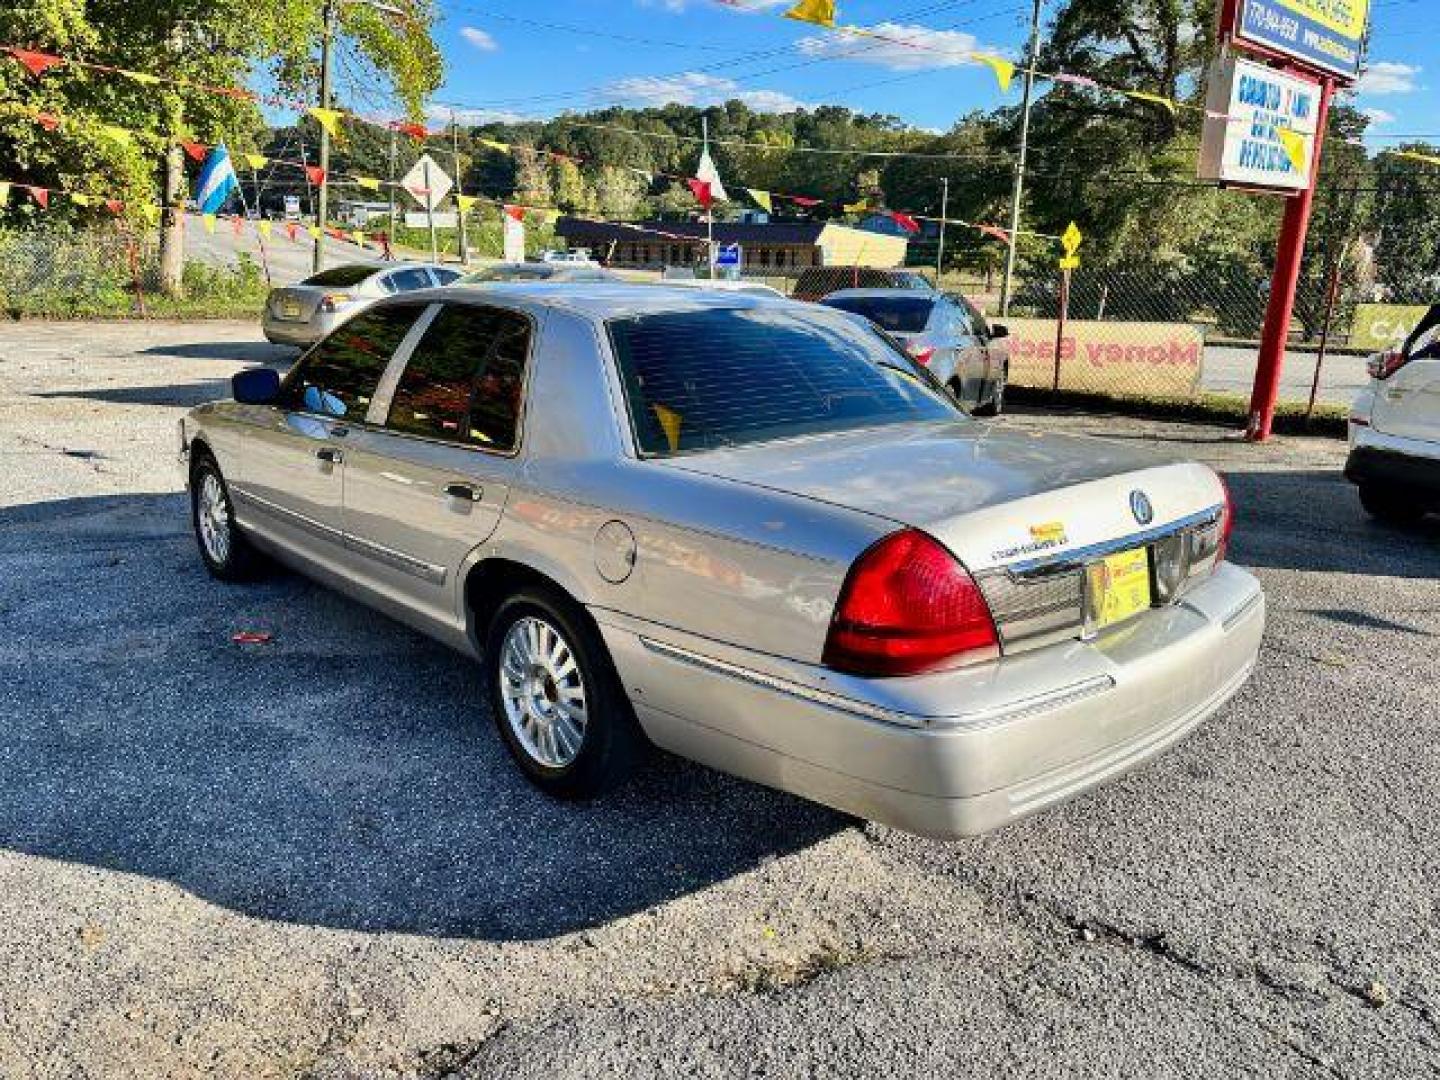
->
597;561;1264;838
1345;427;1440;502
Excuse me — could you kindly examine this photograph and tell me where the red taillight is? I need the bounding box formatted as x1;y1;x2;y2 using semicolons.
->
319;292;354;313
907;344;936;366
1216;473;1235;564
823;529;998;677
1368;349;1407;380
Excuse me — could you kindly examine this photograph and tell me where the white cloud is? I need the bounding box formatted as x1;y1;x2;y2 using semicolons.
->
604;71;811;112
426;103;528;125
1362;107;1396;126
1357;61;1420;95
459;26;498;52
795;22;992;71
640;0;787;11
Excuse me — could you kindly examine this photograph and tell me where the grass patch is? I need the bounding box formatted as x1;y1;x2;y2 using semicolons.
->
2;251;269;321
1008;384;1349;438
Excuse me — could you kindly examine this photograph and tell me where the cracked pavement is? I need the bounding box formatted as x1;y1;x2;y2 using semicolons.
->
1;320;1437;1078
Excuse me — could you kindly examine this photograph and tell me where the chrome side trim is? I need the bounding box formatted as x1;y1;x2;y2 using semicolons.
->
232;488;344;543
637;636;1115;732
343;531;448;585
1001;505;1225;576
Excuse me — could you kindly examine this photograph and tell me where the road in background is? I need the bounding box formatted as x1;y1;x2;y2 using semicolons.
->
182;212;384;286
1204;343;1367;408
2;320;1436;1077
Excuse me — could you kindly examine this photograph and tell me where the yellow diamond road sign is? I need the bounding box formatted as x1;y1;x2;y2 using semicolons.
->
1061;221;1082;257
1059;255;1081;270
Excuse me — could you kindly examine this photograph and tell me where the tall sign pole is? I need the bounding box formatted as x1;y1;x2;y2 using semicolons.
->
312;0;336;273
935;176;949;282
1247;78;1334;441
702;116;715;280
451;110;470;266
999;0;1043;317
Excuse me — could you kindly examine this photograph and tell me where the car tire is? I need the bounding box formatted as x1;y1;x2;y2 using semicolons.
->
1358;484;1427;526
485;585;645;799
190;451;267;581
973;364;1006;417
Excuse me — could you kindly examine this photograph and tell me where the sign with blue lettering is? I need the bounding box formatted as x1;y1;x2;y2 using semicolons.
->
1198;56;1320;192
1233;0;1368;82
714;243;742;268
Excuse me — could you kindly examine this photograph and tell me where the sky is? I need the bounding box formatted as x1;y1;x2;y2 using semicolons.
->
329;0;1439;148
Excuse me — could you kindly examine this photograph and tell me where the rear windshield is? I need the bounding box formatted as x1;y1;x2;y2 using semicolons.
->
607;307;959;457
461;265;556;282
302;265;377;287
820;295;934;333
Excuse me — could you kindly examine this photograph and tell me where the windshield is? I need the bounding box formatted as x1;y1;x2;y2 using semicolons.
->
302;265;378;287
607;306;961;457
820;295;935;334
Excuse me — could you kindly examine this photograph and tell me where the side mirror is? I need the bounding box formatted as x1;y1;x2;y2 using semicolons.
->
232;367;281;405
989;323;1009;340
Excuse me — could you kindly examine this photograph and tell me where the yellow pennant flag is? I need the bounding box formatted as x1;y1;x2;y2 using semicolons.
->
101;125;133;146
355;176;381;191
746;188;773;213
351;229;366;246
1398;149;1440;167
70;193;93;207
1276;128;1309;174
308;107;344;139
307;224;322;239
0;182;10;204
243;153;268;170
477;138;511;153
784;0;835;28
456;194;478;213
652;403;683;452
973;54;1015;93
203;213;217;233
257;219;272;237
121;70;160;86
842;199;868;214
1124;90;1177;114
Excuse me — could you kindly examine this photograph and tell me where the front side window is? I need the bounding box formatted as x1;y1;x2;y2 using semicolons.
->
277;304;423;418
820;295;936;334
608;306;960;457
385;304;530;449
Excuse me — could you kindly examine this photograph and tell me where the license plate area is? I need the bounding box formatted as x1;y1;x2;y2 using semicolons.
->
281;301;302;319
1083;546;1152;635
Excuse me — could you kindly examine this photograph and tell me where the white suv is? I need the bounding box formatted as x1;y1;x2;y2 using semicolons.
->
1346;304;1440;524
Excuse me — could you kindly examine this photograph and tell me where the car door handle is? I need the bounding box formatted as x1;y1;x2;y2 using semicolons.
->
445;482;482;502
316;447;343;464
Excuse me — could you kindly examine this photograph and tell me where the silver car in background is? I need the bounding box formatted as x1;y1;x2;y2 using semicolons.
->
262;262;463;346
822;288;1010;415
452;262;622;286
180;284;1263;838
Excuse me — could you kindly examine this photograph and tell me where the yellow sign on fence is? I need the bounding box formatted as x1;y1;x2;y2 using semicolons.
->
1350;303;1431;352
1004;318;1205;397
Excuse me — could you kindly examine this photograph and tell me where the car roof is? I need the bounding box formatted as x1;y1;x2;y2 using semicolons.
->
375;281;802;320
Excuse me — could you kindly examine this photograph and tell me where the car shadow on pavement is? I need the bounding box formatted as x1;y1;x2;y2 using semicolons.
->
34;382;249;409
0;494;847;942
1224;468;1440;577
139;342;297;363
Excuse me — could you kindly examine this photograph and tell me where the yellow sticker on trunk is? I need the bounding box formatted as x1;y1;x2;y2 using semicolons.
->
1086;547;1152;630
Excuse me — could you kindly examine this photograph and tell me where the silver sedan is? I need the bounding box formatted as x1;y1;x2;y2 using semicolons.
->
261;262;463;347
181;284;1264;837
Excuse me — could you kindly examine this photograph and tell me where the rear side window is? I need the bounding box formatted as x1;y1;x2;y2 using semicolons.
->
430;268;463;285
385;304;530;450
302;265;376;287
278;304;423;418
820;295;935;334
386;268;433;293
607;307;958;457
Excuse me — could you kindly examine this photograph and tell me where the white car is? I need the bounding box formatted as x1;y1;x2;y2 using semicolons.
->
1346;304;1440;523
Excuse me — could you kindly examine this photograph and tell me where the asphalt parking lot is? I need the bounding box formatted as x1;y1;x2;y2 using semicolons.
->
2;319;1438;1079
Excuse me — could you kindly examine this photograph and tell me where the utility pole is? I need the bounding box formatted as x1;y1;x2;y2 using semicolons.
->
312;0;337;273
451;109;469;266
702;115;715;280
1000;0;1043;316
387;126;397;253
935;176;949;284
423;157;439;263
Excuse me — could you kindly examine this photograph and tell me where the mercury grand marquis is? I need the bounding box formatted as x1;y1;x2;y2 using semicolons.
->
179;283;1265;837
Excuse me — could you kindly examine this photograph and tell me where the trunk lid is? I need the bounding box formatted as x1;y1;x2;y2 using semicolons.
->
267;286;329;322
662;420;1224;572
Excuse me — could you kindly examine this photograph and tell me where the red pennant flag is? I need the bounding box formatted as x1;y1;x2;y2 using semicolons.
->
503;204;525;222
104;199;125;215
34;112;60;131
285;222;299;242
181;140;207;162
885;210;920;234
231;215;244;235
789;195;822;207
686;177;713;210
305;165;326;186
24;185;49;209
976;223;1010;243
393;121;427;141
9;48;64;78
